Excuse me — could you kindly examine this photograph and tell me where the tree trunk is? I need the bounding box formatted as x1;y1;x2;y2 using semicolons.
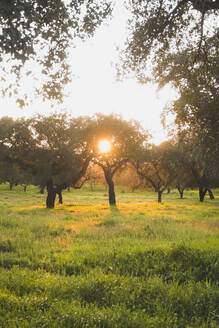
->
167;187;171;194
46;180;56;209
57;191;63;204
206;188;215;200
158;190;162;203
199;186;207;202
177;187;184;199
40;185;45;194
108;180;116;206
9;182;13;190
24;185;27;192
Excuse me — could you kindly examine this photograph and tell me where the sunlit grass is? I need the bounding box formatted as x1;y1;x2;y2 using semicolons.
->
0;183;218;327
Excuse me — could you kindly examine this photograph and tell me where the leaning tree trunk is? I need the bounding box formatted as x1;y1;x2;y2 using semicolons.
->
46;180;56;209
103;169;116;206
57;188;63;204
206;188;215;200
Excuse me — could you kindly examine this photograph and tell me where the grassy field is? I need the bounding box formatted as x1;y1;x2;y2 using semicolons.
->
0;184;218;328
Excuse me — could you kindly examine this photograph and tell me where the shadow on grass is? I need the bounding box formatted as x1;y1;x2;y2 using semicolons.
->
110;205;120;214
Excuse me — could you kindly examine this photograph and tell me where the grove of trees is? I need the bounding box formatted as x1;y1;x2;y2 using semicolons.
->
0;113;218;208
0;1;218;208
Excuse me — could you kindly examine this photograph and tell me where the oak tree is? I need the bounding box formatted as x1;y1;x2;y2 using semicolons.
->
90;113;148;206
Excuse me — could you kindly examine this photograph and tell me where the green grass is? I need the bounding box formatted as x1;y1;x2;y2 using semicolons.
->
0;183;218;327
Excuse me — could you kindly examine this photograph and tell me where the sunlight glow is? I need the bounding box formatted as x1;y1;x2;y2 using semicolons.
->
0;2;178;146
98;139;111;153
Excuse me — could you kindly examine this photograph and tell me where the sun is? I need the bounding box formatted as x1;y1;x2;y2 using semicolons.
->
98;139;111;153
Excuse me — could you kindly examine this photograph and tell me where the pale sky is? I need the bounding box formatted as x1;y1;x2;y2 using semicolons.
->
0;2;177;144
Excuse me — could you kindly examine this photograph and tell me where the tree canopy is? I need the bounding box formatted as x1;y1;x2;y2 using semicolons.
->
134;141;177;203
0;0;112;105
119;0;219;82
90;113;148;205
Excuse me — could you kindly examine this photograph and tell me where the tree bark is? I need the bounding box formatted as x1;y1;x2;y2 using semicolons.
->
103;168;116;206
46;180;56;209
108;180;116;206
57;190;63;204
9;182;13;190
199;186;207;202
158;190;162;203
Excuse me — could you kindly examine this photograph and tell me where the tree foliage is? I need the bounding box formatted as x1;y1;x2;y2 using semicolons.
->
120;0;219;82
90;113;148;205
134;141;178;203
0;0;112;104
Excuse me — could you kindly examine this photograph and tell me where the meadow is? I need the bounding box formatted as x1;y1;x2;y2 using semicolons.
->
0;184;218;328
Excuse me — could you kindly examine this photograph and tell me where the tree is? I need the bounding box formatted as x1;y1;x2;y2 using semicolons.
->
32;114;92;208
114;164;143;192
158;42;219;200
85;164;105;191
119;0;219;82
0;116;36;189
0;0;112;104
90;113;148;206
134;142;177;203
0;114;92;208
175;131;219;202
0;161;19;190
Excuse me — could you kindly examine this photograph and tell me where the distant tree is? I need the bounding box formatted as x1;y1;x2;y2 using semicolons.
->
90;114;148;206
0;0;112;104
85;164;105;191
176;133;219;202
0;161;19;190
134;142;176;203
17;167;33;191
114;164;143;192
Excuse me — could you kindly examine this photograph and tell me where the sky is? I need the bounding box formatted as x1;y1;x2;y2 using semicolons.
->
0;2;177;144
